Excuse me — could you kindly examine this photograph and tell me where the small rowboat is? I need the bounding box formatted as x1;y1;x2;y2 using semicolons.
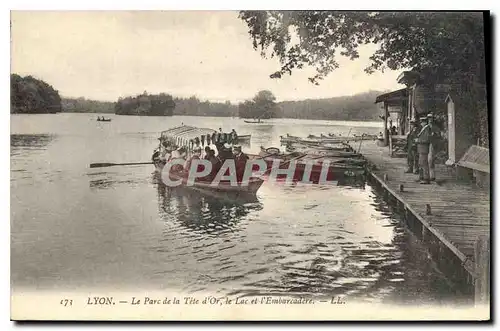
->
280;133;377;145
253;147;366;182
236;134;251;142
166;171;264;194
244;119;264;124
285;145;362;158
97;118;112;122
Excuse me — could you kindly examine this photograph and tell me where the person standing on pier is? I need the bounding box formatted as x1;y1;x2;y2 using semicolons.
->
405;119;419;174
416;116;431;184
427;113;440;181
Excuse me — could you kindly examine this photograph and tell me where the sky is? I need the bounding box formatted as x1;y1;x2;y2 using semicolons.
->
10;11;403;103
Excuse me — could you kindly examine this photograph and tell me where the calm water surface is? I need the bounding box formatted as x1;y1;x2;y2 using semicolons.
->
11;113;457;305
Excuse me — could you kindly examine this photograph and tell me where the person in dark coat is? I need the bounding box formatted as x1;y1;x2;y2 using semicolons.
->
204;146;211;160
405;119;420;174
233;146;249;182
207;149;221;180
415;116;431;184
427;113;440;181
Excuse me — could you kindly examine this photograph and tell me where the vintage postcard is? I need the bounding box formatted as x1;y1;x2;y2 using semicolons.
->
10;10;491;321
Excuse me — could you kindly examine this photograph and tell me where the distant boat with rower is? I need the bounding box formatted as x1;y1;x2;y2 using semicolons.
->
97;116;111;122
243;112;267;124
244;119;264;124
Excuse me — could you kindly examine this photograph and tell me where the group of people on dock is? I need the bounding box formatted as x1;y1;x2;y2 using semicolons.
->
406;113;440;184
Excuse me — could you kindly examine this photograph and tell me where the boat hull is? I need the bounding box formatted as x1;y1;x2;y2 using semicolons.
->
249;153;367;182
153;161;263;194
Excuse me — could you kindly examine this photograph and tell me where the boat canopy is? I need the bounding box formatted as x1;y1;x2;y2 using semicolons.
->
159;125;217;150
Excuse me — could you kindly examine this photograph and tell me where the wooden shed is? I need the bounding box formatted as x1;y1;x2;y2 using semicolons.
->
375;88;408;147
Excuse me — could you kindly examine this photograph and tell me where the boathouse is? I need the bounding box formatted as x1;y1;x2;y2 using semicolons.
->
375;70;490;187
444;93;490;188
374;88;408;151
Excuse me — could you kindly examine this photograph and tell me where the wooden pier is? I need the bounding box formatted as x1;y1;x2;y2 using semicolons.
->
353;141;490;305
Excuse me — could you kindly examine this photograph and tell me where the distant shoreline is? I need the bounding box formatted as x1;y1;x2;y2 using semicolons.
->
12;112;382;125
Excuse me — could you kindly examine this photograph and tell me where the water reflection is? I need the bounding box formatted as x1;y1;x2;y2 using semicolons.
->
11;134;55;155
154;174;263;236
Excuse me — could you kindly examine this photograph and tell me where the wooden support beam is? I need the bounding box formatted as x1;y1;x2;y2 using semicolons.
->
474;235;490;306
383;102;389;146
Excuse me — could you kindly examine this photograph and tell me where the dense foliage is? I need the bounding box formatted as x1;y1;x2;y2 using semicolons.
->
61;97;115;113
115;92;176;116
238;11;485;85
173;96;238;117
238;90;278;119
11;74;62;114
63;90;388;121
239;11;489;143
277;90;384;121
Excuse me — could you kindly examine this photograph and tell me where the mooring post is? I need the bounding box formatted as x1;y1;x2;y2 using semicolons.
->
426;204;432;215
474;235;490;306
399;184;404;192
421;225;427;242
383;174;388;182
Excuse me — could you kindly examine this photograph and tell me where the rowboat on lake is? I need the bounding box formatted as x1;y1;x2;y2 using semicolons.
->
236;134;251;143
253;147;367;182
280;133;377;145
244;119;264;124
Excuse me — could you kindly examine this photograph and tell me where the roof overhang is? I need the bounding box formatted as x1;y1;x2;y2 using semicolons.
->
375;88;408;105
397;71;421;85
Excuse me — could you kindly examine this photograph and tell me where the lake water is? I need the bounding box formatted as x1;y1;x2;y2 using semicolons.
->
11;113;459;305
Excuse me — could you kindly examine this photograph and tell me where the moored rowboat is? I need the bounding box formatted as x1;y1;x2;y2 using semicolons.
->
165;171;264;194
251;148;367;182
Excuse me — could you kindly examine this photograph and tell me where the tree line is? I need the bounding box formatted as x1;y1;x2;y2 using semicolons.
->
277;91;385;121
61;97;115;113
114;92;176;116
11;74;385;121
11;74;62;114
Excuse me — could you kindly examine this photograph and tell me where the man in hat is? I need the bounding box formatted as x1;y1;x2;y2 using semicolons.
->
216;143;233;164
405;119;420;174
427;113;440;181
233;145;249;181
415;115;431;184
184;146;202;177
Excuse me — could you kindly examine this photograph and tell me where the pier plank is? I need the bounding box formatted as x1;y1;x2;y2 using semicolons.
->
356;141;490;272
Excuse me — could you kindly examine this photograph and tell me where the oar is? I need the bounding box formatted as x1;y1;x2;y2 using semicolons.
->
89;162;153;168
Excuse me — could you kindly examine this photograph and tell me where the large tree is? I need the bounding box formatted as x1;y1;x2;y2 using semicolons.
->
238;90;278;119
238;11;489;144
11;74;62;114
115;92;176;116
239;11;486;84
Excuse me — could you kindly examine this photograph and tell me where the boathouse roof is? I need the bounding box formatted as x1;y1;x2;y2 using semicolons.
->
374;88;408;106
397;71;421;85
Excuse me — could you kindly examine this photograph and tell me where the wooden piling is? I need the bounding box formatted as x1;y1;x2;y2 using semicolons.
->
347;141;490;303
474;235;490;306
